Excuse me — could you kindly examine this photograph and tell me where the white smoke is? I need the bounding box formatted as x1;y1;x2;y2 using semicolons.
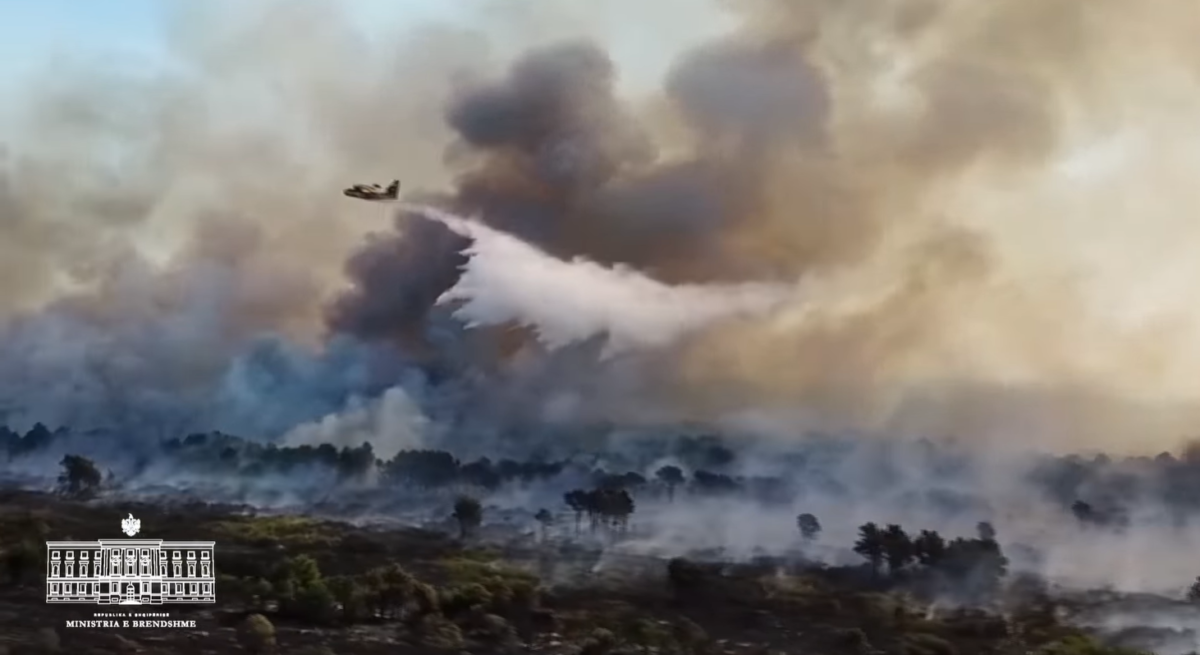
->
404;204;793;355
281;385;432;460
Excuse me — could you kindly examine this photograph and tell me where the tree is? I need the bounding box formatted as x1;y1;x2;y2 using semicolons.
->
977;521;997;542
580;489;602;533
453;496;483;540
534;509;553;541
383;450;460;489
57;454;102;498
797;513;821;542
1071;500;1096;524
564;490;588;533
1187;576;1200;603
691;470;741;496
461;459;501;491
655;465;685;502
327;576;367;623
854;523;886;577
335;442;375;481
245;578;273;612
940;537;1009;600
914;530;947;567
882;524;914;576
600;488;635;532
362;563;416;620
269;555;337;623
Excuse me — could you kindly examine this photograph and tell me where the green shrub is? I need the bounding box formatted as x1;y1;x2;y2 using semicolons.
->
416;614;466;650
290;582;338;623
624;617;673;649
903;633;958;655
947;616;1009;639
212;516;334;546
439;557;537;588
441;582;494;617
580;627;619;655
236;614;276;654
470;613;519;646
411;581;440;617
327;575;368;622
1036;635;1153;655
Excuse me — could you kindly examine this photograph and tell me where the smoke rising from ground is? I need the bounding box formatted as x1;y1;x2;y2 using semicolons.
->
7;1;1200;615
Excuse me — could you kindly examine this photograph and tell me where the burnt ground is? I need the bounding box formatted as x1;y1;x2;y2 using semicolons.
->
0;489;1189;655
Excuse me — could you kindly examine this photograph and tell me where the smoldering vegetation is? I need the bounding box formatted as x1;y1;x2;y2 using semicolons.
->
11;424;1200;596
5;0;1200;650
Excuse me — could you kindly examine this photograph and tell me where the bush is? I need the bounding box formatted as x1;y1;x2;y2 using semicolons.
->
835;628;872;653
851;592;898;625
236;614;275;654
470;613;519;646
327;576;368;622
213;516;334;547
1035;636;1153;655
268;555;338;623
4;539;44;585
290;582;338;623
410;581;440;617
580;628;618;655
416;614;466;650
441;582;495;618
624;618;673;650
903;633;958;655
947;616;1009;639
359;563;418;621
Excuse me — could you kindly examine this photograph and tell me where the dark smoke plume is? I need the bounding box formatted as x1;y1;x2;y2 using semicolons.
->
4;0;1200;463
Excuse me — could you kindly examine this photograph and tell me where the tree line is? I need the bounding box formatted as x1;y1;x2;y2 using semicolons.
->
26;454;1200;613
17;422;1200;524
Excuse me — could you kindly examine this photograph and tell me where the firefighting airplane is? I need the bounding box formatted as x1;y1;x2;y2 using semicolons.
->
343;179;400;201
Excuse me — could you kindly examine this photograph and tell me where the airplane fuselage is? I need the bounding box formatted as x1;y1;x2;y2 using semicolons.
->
343;180;399;201
343;190;391;201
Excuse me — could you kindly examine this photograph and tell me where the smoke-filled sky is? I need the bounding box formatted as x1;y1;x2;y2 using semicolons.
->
4;0;1200;456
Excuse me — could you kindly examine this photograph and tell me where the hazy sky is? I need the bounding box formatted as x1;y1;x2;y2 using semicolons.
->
0;0;476;92
0;0;735;96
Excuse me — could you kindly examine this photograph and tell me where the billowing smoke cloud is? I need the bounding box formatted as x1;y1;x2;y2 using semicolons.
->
321;0;1200;454
282;384;433;461
6;0;1200;465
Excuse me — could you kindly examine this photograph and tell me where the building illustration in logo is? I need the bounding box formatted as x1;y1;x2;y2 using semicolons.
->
46;514;215;605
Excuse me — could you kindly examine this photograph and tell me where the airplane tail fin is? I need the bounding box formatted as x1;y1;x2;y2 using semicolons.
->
386;180;400;198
